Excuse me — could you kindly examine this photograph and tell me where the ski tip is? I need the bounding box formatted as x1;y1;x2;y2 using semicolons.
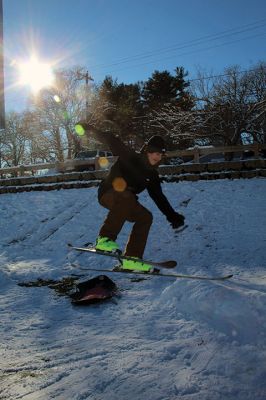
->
163;260;177;268
218;274;233;280
175;224;188;233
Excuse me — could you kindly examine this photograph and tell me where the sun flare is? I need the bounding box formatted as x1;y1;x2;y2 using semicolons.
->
18;56;54;93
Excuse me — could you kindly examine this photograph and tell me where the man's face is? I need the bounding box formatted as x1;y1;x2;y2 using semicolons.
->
147;152;163;166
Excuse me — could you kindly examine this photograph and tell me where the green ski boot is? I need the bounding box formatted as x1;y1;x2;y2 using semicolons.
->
121;258;153;272
95;236;120;253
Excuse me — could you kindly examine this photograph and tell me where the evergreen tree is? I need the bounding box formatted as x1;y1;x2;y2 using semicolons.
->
141;67;194;145
96;76;144;146
142;67;194;111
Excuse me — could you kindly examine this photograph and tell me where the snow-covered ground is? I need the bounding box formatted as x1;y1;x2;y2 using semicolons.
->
0;178;266;400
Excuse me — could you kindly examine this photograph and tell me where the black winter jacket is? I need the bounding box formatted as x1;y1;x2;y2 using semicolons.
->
95;131;177;222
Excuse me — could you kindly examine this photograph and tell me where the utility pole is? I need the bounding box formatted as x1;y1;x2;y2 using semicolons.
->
76;70;93;120
0;0;5;130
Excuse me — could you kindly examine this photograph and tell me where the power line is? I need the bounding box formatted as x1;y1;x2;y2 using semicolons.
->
97;30;266;78
189;66;266;83
88;19;266;73
89;19;266;69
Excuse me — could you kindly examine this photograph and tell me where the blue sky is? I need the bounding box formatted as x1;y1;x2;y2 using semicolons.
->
3;0;266;111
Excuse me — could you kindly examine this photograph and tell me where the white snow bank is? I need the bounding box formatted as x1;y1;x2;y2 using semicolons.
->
158;277;266;344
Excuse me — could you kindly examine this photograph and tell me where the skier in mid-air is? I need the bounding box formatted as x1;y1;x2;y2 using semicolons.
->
77;122;185;272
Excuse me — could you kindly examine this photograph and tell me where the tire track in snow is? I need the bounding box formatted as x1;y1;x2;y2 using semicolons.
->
39;200;90;242
5;201;77;246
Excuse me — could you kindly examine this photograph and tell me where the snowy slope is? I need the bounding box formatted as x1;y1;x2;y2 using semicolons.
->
0;178;266;400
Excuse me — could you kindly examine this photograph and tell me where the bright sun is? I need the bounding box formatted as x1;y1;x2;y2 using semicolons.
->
18;56;54;93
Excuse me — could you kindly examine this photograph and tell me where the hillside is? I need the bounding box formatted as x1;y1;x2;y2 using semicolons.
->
0;178;266;400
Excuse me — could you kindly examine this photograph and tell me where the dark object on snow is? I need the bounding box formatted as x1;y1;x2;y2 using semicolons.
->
70;275;118;305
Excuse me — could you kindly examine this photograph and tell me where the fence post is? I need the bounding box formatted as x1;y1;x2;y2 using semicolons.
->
194;147;200;163
19;165;25;176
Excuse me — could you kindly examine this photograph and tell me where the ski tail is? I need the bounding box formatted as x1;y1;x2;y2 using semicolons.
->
68;243;177;269
70;263;233;281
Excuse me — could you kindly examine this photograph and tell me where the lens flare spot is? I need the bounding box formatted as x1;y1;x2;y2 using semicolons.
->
99;157;109;169
75;124;85;136
112;177;127;192
53;95;61;103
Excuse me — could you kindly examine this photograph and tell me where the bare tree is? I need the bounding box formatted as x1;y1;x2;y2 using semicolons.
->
22;111;53;163
192;63;266;145
1;112;28;167
28;66;91;160
149;63;266;149
244;63;266;143
148;105;220;149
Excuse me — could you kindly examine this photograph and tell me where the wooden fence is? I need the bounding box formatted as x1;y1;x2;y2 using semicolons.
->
167;143;266;163
0;143;265;178
0;159;265;194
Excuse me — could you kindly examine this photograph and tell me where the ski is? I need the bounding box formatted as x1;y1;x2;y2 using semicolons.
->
174;224;188;233
68;243;177;269
70;263;233;281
